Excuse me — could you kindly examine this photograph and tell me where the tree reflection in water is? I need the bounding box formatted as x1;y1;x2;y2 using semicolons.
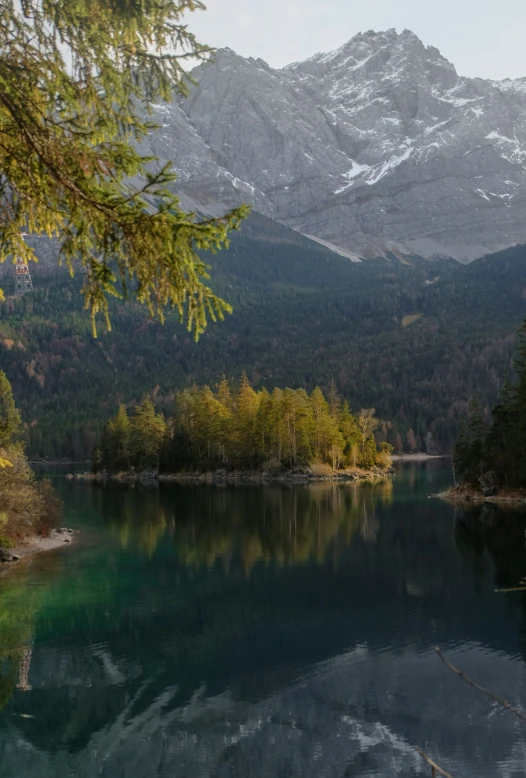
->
0;573;38;711
91;480;394;570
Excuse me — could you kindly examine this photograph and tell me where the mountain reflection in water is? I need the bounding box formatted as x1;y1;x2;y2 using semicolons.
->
1;465;526;777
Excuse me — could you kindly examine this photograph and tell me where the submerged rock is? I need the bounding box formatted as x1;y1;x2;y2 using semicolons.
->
0;548;18;563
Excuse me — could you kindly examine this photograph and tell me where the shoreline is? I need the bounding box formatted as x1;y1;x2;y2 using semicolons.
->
391;454;447;462
0;528;76;567
431;486;526;505
67;466;395;486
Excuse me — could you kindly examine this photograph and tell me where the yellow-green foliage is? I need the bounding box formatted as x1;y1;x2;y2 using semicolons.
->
401;313;424;327
0;444;54;539
103;478;394;567
0;1;249;337
0;370;61;539
0;572;40;711
95;378;392;473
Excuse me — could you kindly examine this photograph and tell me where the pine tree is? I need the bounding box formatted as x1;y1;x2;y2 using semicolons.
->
255;388;274;463
309;387;332;461
129;397;166;472
92;382;392;475
327;380;342;420
233;374;260;467
453;399;487;484
339;401;360;466
216;378;234;413
0;1;249;335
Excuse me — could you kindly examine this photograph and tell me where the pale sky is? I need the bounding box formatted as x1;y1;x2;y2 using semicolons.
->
189;0;526;81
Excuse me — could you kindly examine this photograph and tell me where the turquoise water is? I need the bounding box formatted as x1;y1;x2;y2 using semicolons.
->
1;463;526;776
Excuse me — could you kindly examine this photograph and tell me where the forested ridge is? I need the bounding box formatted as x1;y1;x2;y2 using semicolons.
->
93;378;392;475
1;213;525;459
454;319;526;492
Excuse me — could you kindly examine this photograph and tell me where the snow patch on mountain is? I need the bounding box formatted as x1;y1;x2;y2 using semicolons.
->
144;28;526;262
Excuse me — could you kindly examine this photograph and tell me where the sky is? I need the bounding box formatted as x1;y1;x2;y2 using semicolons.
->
189;0;526;81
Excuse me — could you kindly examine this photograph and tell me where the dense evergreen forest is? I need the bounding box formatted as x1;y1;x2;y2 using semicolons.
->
1;213;525;459
93;378;392;475
454;319;526;491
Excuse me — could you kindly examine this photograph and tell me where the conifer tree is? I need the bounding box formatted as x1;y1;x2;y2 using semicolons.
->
0;0;249;335
216;378;234;413
453;399;487;484
104;404;131;472
327;380;342;420
255;388;273;463
193;386;231;466
233;374;260;467
129;397;166;471
453;320;526;488
91;382;392;475
310;387;332;461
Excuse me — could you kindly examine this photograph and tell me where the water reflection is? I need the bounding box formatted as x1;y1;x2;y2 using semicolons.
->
93;479;394;569
3;467;526;776
0;573;38;712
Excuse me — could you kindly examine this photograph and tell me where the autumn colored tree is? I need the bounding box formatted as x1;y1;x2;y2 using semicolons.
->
129;397;166;471
357;409;378;463
406;428;418;454
0;372;61;537
0;371;20;459
92;383;391;475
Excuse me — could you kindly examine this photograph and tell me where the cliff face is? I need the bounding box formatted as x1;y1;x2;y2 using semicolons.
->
144;28;526;261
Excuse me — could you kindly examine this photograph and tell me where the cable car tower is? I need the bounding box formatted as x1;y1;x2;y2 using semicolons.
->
15;256;33;295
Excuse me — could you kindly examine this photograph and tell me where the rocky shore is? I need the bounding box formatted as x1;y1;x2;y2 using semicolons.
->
67;465;394;485
0;528;77;566
432;484;526;505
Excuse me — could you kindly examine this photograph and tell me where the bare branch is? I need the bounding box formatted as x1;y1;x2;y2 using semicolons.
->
435;646;526;723
415;746;455;778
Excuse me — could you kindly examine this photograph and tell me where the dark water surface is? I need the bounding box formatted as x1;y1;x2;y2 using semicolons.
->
2;463;526;776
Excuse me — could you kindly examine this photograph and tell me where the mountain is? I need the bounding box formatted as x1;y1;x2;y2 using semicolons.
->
145;28;526;262
1;212;525;459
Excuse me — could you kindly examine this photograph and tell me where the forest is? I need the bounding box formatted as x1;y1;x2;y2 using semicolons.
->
92;378;393;475
454;319;526;491
1;213;526;460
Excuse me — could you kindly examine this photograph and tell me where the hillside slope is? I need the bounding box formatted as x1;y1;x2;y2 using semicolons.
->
0;214;525;459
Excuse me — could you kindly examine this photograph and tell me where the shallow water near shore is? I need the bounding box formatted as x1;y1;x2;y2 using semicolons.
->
1;462;526;777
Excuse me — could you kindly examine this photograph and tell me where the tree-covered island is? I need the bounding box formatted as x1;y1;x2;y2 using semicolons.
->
88;377;393;481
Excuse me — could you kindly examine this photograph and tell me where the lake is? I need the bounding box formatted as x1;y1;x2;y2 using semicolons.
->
1;462;526;777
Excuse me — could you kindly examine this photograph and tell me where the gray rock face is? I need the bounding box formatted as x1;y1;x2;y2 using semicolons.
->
145;29;526;261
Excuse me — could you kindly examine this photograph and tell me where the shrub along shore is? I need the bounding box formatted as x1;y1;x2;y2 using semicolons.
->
69;463;394;485
0;371;63;564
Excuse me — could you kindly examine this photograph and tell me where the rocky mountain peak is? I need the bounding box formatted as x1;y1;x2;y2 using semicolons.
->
144;29;526;262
